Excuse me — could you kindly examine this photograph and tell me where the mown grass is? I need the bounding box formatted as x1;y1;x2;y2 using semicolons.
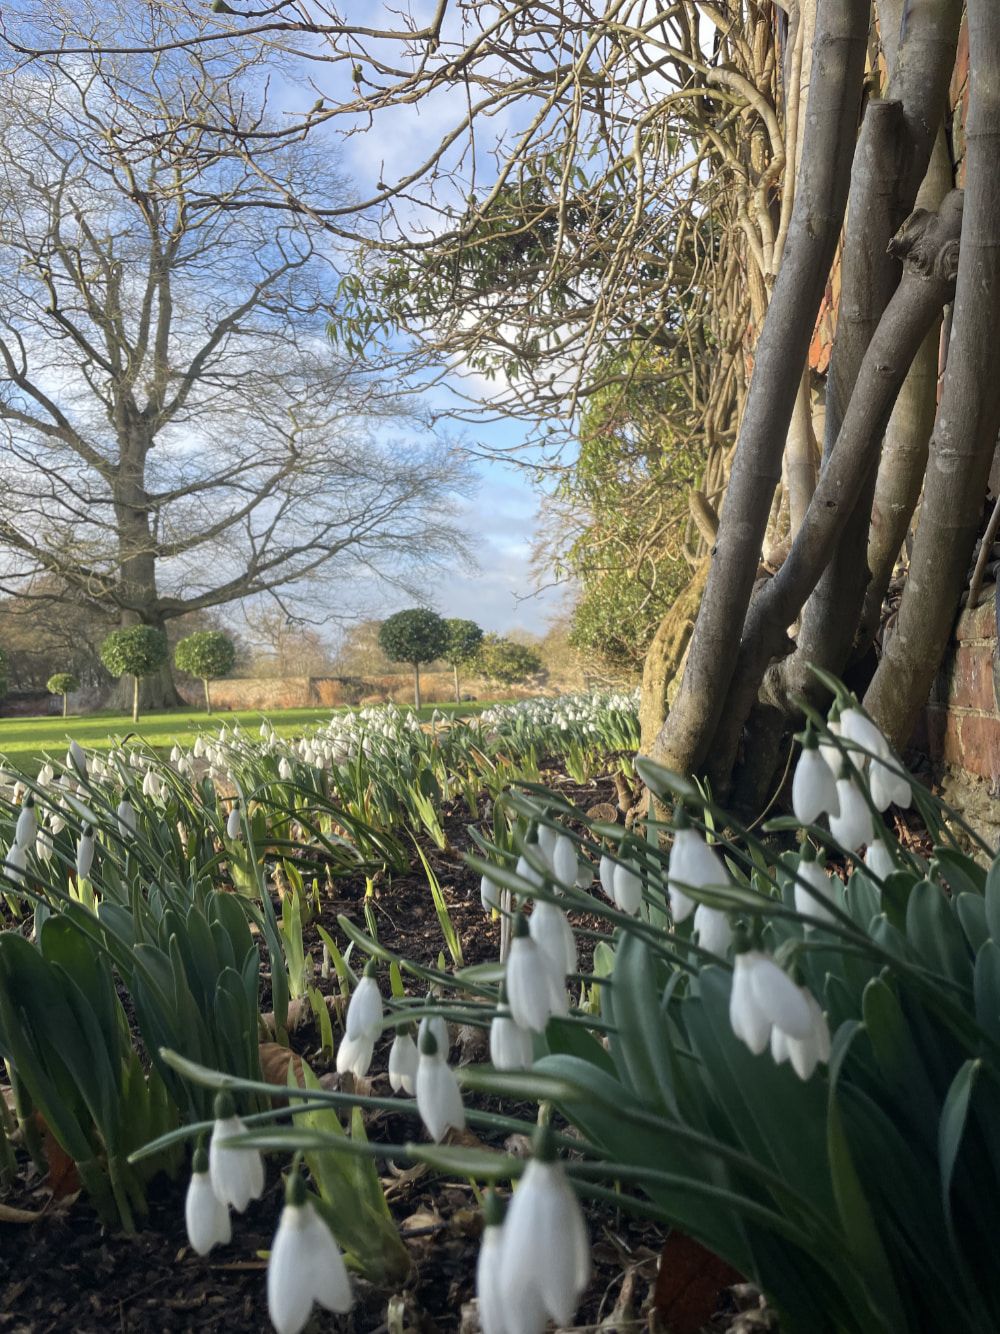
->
0;699;500;775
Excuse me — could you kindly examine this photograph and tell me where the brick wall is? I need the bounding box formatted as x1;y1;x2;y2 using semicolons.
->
924;598;1000;784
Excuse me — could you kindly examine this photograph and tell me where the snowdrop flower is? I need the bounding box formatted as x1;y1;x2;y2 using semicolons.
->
388;1029;418;1094
693;903;732;958
480;872;501;914
415;1026;465;1141
840;705;888;767
772;988;831;1080
490;1003;534;1071
528;900;577;978
505;915;565;1033
793;844;838;926
870;756;912;812
76;826;95;881
226;802;242;839
749;955;813;1040
791;729;839;825
170;745;182;764
515;848;546;891
346;965;383;1042
141;769;160;800
729;949;773;1055
476;1192;509;1334
208;1093;264;1212
14;797;36;850
116;799;136;839
551;833;579;887
37;762;54;787
829;775;874;851
185;1145;231;1256
418;1013;449;1056
575;859;594;890
267;1172;352;1334
864;838;895;880
598;853;617;902
4;842;26;886
278;757;293;781
336;1032;375;1080
35;827;53;863
536;823;559;863
49;809;66;836
497;1127;590;1331
668;809;729;923
612;861;643;915
67;741;86;776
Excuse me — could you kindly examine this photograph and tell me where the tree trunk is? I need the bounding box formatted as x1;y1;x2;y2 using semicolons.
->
132;675;140;724
413;663;422;711
652;0;870;776
204;678;213;713
865;0;1000;745
62;694;68;718
453;663;460;703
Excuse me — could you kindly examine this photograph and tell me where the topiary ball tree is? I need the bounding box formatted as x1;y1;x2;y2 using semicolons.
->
377;608;448;710
46;672;80;718
174;631;236;714
476;633;544;686
444;618;484;703
100;626;168;723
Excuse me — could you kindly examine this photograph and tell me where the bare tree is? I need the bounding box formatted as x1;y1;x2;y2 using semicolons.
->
0;9;471;706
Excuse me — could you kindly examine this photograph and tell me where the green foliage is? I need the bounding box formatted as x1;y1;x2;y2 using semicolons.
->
100;626;168;680
174;631;236;681
444;617;483;666
377;608;448;667
475;633;543;684
46;672;80;697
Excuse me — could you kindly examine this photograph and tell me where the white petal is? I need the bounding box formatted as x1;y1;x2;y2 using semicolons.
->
552;834;579;886
529;901;576;976
481;873;501;913
791;749;840;825
750;959;813;1039
829;779;874;851
415;1052;465;1141
500;1162;589;1326
208;1116;264;1212
303;1206;353;1313
613;863;643;915
346;974;383;1042
388;1034;419;1094
693;904;732;958
729;954;772;1055
336;1033;374;1079
490;1012;534;1071
477;1224;510;1334
864;839;895;880
267;1206;314;1334
598;854;617;902
505;938;554;1033
793;860;838;927
185;1171;231;1256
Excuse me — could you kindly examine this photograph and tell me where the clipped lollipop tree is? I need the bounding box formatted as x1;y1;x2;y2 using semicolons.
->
444;618;483;703
100;626;168;723
46;672;80;718
174;631;236;714
377;609;448;709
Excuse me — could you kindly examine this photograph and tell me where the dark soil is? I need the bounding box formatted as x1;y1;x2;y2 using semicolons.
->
0;767;755;1333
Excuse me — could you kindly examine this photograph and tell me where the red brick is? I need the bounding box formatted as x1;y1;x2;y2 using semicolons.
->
957;714;1000;781
954;599;996;643
925;705;963;767
946;644;998;712
950;19;969;110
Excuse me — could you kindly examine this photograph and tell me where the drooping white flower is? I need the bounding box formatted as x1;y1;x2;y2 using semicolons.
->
75;826;95;881
388;1031;419;1094
791;731;840;825
728;950;772;1055
415;1026;465;1141
536;823;559;863
497;1133;590;1330
840;705;889;767
37;762;54;787
575;860;594;890
35;827;54;863
418;1013;449;1056
668;812;729;923
490;1005;534;1071
785;990;831;1080
345;967;383;1043
693;903;732;958
267;1179;352;1334
870;757;912;812
515;847;546;890
864;838;895;880
551;834;579;887
185;1146;231;1256
208;1095;265;1212
749;956;813;1039
481;872;501;914
793;848;838;927
505;917;563;1033
528;900;577;978
612;862;643;915
4;842;26;886
829;778;874;851
335;1032;374;1079
278;757;293;782
14;798;37;850
116;799;136;839
476;1193;511;1334
598;853;617;902
226;803;242;839
67;740;87;776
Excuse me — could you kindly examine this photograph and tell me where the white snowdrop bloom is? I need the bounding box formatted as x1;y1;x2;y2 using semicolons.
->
840;706;889;765
37;762;54;787
490;1006;534;1071
226;803;242;839
170;745;182;764
49;810;66;836
536;824;559;862
612;861;643;915
141;769;159;799
4;842;26;886
267;1184;352;1334
794;852;838;927
35;827;54;863
693;903;732;958
116;799;136;839
498;1135;590;1330
336;1031;375;1079
278;757;293;781
346;968;383;1042
476;1194;510;1334
791;734;840;825
185;1147;231;1256
829;778;874;851
91;758;106;781
506;918;562;1033
575;860;594;890
529;900;577;978
67;740;87;776
818;717;843;780
870;757;912;812
598;853;617;902
728;950;772;1055
515;848;546;891
388;1031;419;1094
193;735;206;759
770;1023;791;1067
552;834;580;887
14;798;37;850
864;838;895;880
668;817;729;923
76;827;95;881
784;991;831;1081
208;1095;265;1212
418;1015;449;1056
415;1027;465;1141
749;956;813;1040
480;873;501;914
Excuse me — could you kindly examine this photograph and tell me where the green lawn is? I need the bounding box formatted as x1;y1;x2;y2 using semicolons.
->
0;699;498;775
